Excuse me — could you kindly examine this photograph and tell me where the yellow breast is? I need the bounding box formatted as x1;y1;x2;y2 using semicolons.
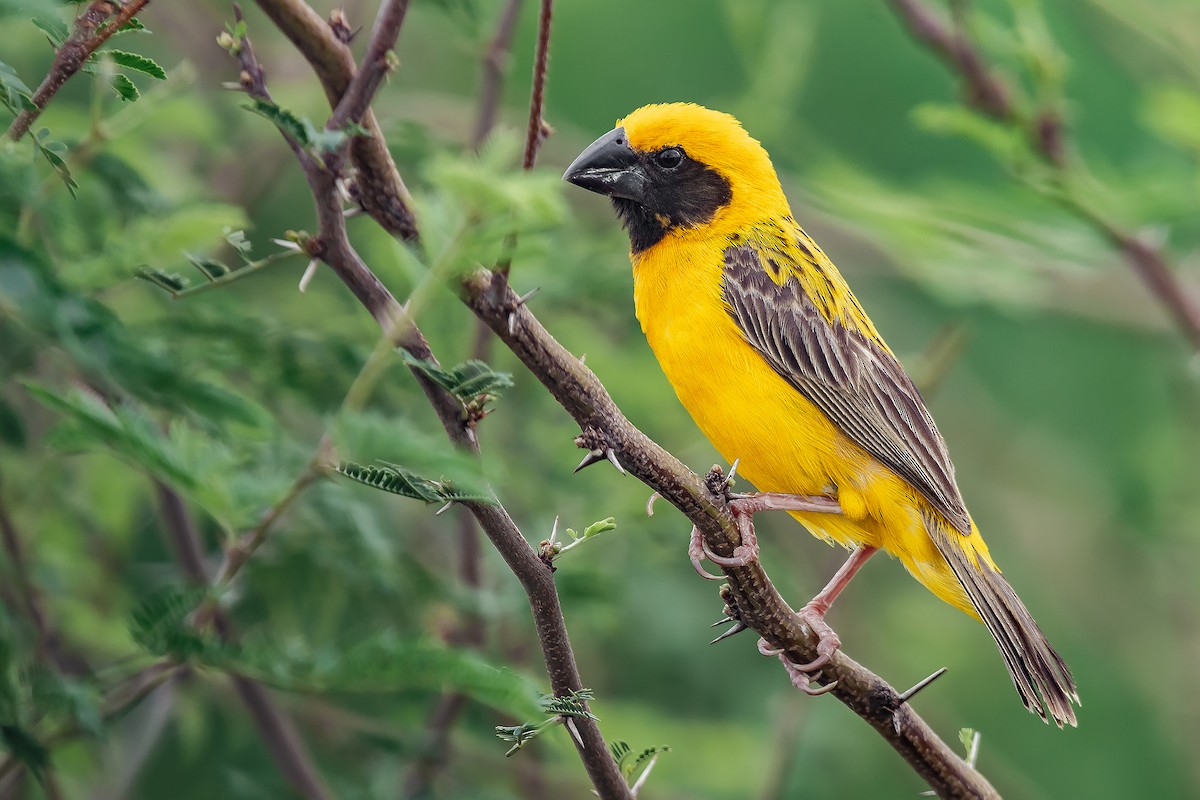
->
632;235;881;542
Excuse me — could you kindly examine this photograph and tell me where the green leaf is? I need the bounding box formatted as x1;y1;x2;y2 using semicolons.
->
0;725;48;782
23;382;198;491
136;268;190;294
610;740;671;780
115;17;147;34
0;60;34;115
335;461;493;505
218;633;541;717
30;15;67;46
184;253;230;281
242;98;313;148
401;353;514;402
128;586;212;659
103;49;166;80
34;134;77;197
110;73;140;102
958;727;977;752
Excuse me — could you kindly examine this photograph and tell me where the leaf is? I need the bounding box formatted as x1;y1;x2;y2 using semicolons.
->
29;15;66;46
23;382;198;491
242;98;369;157
184;252;230;281
958;727;977;752
0;60;33;114
335;461;493;505
0;725;48;782
539;688;597;719
242;98;313;148
128;586;212;659
34;135;77;197
402;353;514;401
136;267;190;294
110;73;139;102
103;49;166;80
610;740;671;779
220;633;542;717
115;17;147;34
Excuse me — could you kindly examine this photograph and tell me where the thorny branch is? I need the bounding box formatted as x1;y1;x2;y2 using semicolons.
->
234;6;633;798
5;0;151;142
405;2;530;793
884;0;1200;354
237;1;999;797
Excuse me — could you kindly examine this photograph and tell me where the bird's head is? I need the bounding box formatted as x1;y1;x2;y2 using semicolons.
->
563;103;787;254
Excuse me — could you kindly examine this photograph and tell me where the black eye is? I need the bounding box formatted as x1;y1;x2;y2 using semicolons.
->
654;147;684;170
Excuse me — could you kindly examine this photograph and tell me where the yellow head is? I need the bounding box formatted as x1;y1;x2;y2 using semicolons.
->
563;103;789;253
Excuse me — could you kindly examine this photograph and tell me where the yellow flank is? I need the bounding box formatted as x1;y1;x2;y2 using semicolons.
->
621;104;996;618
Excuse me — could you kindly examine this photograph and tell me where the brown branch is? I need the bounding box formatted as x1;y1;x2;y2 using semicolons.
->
231;1;999;796
521;0;553;171
254;0;418;240
884;0;1200;353
325;0;411;135
472;0;524;151
228;11;632;798
154;483;333;800
5;0;151;142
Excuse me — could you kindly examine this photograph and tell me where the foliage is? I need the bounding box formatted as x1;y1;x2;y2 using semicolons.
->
0;0;1198;798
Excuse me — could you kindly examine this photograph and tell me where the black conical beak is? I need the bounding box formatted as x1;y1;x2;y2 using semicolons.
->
562;127;647;202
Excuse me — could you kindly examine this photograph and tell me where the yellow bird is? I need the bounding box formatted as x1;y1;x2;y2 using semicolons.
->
564;103;1078;726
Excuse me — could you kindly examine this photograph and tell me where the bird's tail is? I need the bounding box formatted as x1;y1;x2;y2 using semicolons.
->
933;530;1080;728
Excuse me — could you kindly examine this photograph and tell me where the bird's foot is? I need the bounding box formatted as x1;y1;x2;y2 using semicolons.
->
793;601;842;673
757;636;838;696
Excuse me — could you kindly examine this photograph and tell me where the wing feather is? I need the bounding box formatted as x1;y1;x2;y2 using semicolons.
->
722;243;971;535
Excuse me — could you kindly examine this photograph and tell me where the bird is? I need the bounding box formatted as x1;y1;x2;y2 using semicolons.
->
562;102;1079;726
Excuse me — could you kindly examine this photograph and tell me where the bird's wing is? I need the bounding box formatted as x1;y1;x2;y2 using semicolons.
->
722;243;972;535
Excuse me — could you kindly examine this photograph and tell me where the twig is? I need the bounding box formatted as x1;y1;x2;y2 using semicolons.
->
325;0;411;136
472;0;524;151
154;483;333;800
521;0;553;171
227;13;632;799
884;0;1200;353
254;0;418;240
5;0;152;142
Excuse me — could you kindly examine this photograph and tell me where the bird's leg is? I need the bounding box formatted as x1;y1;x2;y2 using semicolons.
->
701;492;842;568
789;545;879;671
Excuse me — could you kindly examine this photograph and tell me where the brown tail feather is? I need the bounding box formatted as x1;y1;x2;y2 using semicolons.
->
935;539;1080;727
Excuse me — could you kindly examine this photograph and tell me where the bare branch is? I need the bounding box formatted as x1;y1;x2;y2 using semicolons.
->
326;0;411;135
5;0;152;142
884;0;1200;353
472;0;525;151
522;0;554;170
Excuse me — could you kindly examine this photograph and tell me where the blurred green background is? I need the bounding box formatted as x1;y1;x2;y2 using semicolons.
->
2;0;1199;797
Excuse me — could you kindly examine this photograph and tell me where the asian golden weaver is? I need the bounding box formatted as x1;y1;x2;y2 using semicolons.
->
563;103;1078;726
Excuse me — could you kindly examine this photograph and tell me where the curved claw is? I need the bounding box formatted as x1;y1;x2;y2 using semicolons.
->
688;526;724;580
700;538;758;568
690;554;724;581
758;638;838;696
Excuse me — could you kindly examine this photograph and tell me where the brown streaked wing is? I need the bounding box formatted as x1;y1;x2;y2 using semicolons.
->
722;243;972;535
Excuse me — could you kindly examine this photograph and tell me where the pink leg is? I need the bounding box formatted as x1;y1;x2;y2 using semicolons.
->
790;545;878;671
701;492;842;568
